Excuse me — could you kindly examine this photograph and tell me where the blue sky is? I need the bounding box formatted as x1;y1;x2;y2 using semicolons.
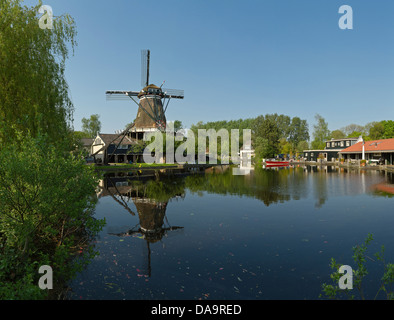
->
26;0;394;135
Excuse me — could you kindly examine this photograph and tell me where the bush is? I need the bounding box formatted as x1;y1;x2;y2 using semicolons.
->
320;234;394;300
0;132;105;299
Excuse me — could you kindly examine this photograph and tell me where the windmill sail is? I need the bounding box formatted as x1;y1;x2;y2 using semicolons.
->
141;49;150;87
106;49;184;132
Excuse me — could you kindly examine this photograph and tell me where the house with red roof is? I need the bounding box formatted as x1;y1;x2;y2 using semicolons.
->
339;138;394;165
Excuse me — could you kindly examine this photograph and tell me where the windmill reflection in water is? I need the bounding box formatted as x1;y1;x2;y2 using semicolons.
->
97;175;184;277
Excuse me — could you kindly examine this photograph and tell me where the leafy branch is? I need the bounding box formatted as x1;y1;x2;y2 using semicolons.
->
321;233;394;300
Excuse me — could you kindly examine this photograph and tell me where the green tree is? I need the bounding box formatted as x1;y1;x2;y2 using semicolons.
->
330;129;346;139
311;114;330;150
173;120;183;132
382;120;394;139
347;131;364;138
253;114;281;159
279;138;292;155
296;140;309;154
81;114;101;138
288;117;309;153
341;124;365;137
0;0;77;146
369;122;385;140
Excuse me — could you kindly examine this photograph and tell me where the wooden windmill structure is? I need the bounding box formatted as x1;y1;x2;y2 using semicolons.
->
106;50;184;137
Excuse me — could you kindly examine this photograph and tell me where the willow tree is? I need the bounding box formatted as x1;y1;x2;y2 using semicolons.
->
0;0;77;146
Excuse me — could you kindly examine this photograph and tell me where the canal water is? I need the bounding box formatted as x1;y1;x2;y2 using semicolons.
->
68;165;394;300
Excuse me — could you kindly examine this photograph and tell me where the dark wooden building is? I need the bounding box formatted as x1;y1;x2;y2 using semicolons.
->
303;138;359;162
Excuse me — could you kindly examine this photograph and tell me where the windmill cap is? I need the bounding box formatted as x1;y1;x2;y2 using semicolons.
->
138;84;162;98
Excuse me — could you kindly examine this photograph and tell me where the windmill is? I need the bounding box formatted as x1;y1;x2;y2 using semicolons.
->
106;50;184;134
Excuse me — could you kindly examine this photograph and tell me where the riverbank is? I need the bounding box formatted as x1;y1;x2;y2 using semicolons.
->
94;161;394;173
281;160;394;172
93;163;227;172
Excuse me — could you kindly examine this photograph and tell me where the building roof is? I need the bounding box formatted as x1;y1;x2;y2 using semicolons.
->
303;149;343;152
97;133;138;146
340;138;394;154
328;137;359;141
81;138;94;147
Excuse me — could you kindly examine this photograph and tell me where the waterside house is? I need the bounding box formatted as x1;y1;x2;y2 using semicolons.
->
339;138;394;165
303;137;359;162
91;133;141;164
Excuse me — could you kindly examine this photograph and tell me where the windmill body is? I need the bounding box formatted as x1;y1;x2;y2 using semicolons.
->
106;50;184;142
132;84;167;137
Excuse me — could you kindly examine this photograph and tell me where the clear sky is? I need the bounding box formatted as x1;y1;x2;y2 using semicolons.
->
25;0;394;135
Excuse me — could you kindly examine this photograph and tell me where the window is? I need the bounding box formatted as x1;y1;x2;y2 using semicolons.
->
326;142;330;148
340;141;344;147
311;153;314;157
346;141;350;147
305;153;308;157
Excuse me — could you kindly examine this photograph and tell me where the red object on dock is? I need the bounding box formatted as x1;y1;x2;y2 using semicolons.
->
265;161;290;167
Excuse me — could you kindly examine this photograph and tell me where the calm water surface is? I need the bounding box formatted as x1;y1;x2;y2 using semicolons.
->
68;165;394;300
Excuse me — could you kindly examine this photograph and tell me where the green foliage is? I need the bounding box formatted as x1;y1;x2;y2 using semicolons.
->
190;114;310;161
381;120;394;139
279;138;292;156
296;140;309;153
81;114;101;139
0;132;105;299
173;120;183;132
341;124;365;138
330;129;346;140
0;0;77;146
288;116;309;153
253;115;281;159
311;114;330;150
0;1;105;299
321;234;394;300
347;131;363;138
369;122;385;140
336;120;393;141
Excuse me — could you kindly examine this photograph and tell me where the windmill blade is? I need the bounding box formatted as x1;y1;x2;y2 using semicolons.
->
141;49;150;87
163;226;185;238
106;90;140;100
162;88;184;99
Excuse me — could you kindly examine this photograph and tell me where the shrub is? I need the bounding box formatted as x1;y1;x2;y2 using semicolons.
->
0;132;105;299
320;234;394;300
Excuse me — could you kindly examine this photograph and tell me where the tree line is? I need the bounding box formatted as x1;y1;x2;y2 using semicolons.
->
190;114;394;161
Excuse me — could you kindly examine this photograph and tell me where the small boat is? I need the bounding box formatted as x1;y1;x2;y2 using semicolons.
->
265;160;290;167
